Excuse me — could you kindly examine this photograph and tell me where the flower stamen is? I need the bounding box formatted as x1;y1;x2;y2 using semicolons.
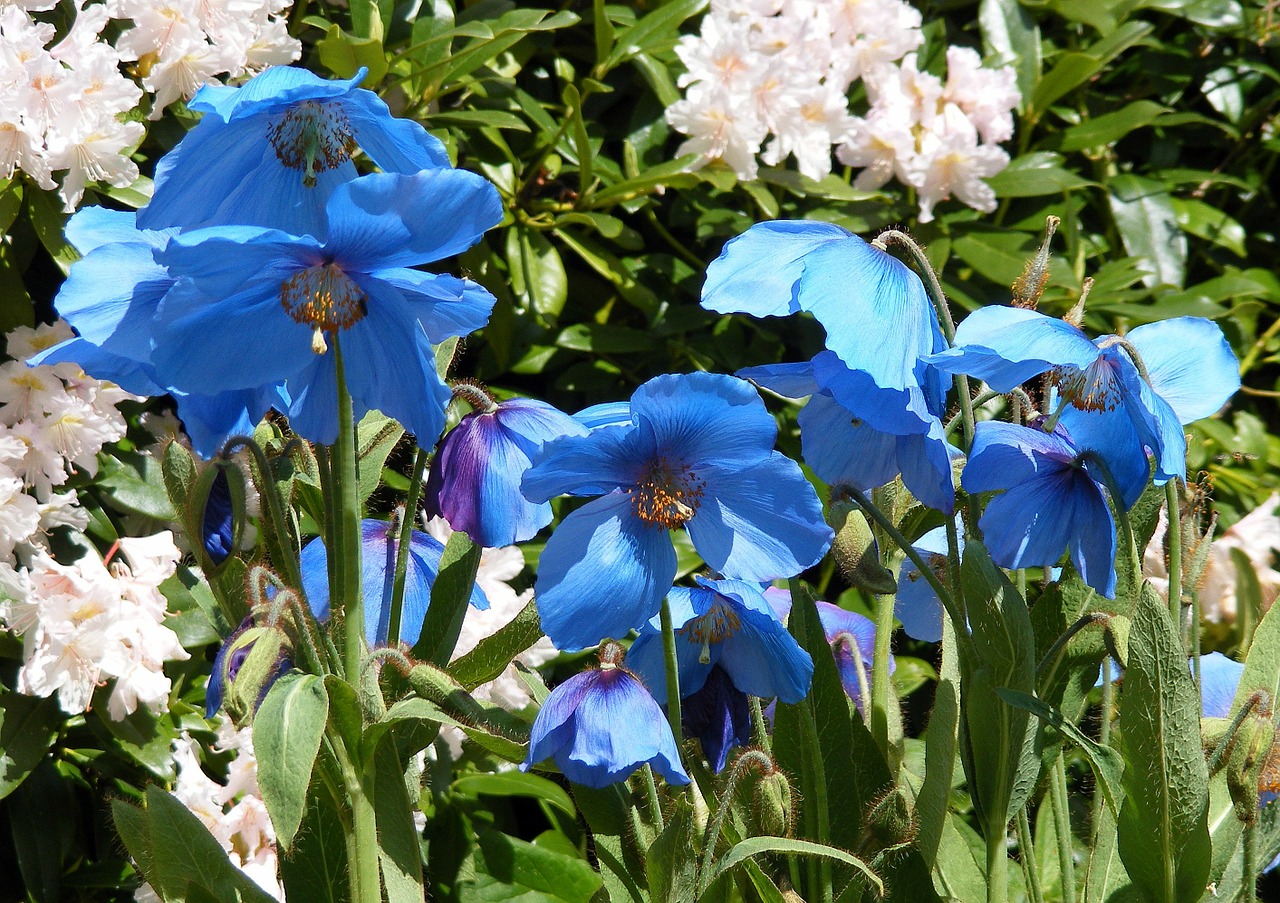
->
280;263;368;354
629;457;706;528
268;101;357;188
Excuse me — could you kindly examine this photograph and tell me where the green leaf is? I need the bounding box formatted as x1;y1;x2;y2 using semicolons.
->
453;772;576;819
986;153;1095;197
450;597;543;690
462;830;602;902
1228;576;1280;716
372;736;425;902
916;617;960;868
996;689;1125;815
978;0;1041;101
1059;101;1170;152
356;410;404;503
25;187;78;274
1170;197;1247;258
958;540;1038;832
1028;22;1153;120
279;793;350;903
1083;805;1135;903
1116;583;1211;903
8;760;73;903
0;692;59;800
554;323;655;353
316;24;389;84
1108;174;1187;289
412;530;482;665
254;673;330;851
701;837;883;899
648;795;697;903
508;226;569;320
603;0;708;72
96;451;179;520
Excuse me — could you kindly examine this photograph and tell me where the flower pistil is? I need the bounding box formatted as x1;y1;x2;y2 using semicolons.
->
267;101;357;187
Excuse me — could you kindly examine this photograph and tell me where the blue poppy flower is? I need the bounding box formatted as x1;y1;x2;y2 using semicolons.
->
701;222;944;412
962;420;1118;598
521;644;690;788
627;576;814;706
896;525;964;643
150;169;502;445
423;394;587;547
300;519;489;647
1200;651;1245;719
521;372;832;651
741;352;958;514
681;665;751;773
137;66;450;236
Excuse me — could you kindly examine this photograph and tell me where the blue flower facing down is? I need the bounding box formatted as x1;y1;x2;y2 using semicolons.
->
300;519;488;647
963;420;1118;598
627;577;813;706
521;372;832;651
895;525;964;643
138;66;450;236
150;170;502;445
680;665;751;773
521;643;690;789
423;393;588;547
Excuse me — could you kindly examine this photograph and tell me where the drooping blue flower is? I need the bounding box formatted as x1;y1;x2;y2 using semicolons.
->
701;222;944;412
205;616;292;720
895;525;963;643
521;372;832;651
300;519;488;647
1200;651;1245;719
201;468;235;566
423;393;587;547
926;307;1240;485
963;420;1118;598
741;352;958;514
149;170;502;445
680;665;751;773
521;643;690;788
627;577;814;706
137;66;450;236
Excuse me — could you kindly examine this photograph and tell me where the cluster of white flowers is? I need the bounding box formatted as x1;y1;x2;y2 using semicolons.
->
136;722;283;902
668;0;1021;221
0;321;189;718
1;0;299;211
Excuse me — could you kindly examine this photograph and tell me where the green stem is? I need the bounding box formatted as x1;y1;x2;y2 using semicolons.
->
698;750;774;894
1243;821;1258;903
331;730;382;903
870;591;894;755
1165;480;1184;642
642;764;665;832
222;436;303;591
332;342;365;683
1015;809;1044;903
986;819;1008;903
1050;757;1077;903
659;597;684;748
387;447;429;648
749;696;772;753
798;702;834;903
1092;658;1114;843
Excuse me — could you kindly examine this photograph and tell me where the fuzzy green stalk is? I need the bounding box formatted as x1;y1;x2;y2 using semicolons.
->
749;695;772;753
1243;821;1259;903
1092;658;1114;843
1165;480;1184;640
698;750;775;893
332;342;365;684
986;821;1009;903
1050;756;1077;903
330;727;382;903
222;436;304;591
870;591;895;754
1015;809;1044;903
659;597;684;748
798;701;834;903
642;764;665;832
387;447;429;648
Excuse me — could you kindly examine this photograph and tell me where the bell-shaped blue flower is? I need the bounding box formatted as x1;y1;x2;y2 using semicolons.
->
150;170;501;445
627;577;814;706
681;665;752;773
521;643;690;788
300;519;489;647
521;372;832;651
963;420;1118;598
137;66;450;236
423;391;587;547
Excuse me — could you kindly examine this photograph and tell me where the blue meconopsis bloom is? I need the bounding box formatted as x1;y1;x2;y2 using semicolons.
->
521;644;690;788
138;66;450;236
423;394;588;548
963;420;1118;598
521;372;833;651
927;307;1240;486
680;666;752;773
896;525;963;643
300;519;489;647
740;352;958;514
150;170;502;445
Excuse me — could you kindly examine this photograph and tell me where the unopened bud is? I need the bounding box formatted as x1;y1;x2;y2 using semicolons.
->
1229;716;1278;823
221;625;292;727
1064;277;1093;328
1012;216;1059;310
865;786;917;849
827;499;897;595
193;460;246;575
754;768;795;837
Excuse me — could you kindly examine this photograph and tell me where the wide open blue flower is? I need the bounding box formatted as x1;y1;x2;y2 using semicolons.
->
150;170;502;445
741;353;957;514
522;372;832;651
926;307;1239;486
627;576;814;706
300;518;488;647
138;66;450;236
701;222;944;413
963;420;1117;598
680;665;751;773
521;644;690;788
423;394;587;548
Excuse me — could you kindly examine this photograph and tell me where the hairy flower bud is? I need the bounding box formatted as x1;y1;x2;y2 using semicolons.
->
827;499;897;595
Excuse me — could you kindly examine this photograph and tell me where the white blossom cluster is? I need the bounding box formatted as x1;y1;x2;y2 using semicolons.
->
135;722;284;902
667;0;1021;221
0;321;189;718
1;0;300;212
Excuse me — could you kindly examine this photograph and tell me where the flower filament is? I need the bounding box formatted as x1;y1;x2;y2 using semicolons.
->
268;101;357;187
685;602;741;665
1051;357;1121;413
629;457;707;529
279;263;368;355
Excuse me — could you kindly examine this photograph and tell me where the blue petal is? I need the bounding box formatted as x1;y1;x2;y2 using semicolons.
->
368;269;496;344
1199;651;1244;719
797;393;902;490
927;306;1100;392
815;601;883;710
895;525;956;643
534;494;677;651
190;66;365;120
713;589;813;703
1127;318;1240;424
689;454;832;582
702;220;852;318
627;585;718;701
176;385;289;459
66;207;172;254
52;241;171;360
629;372;777;471
680;666;751;773
339;87;450;171
574;401;633;430
1057;406;1152;510
30;340;165;396
522;425;648;502
897;423;960;515
737;361;820;399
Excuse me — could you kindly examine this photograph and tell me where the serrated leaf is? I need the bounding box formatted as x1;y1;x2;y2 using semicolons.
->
1116;583;1211;903
254;673;329;851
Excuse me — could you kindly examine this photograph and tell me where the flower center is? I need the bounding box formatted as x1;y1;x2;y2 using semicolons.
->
685;602;742;664
280;263;367;354
1051;357;1120;413
268;101;357;188
629;457;706;528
